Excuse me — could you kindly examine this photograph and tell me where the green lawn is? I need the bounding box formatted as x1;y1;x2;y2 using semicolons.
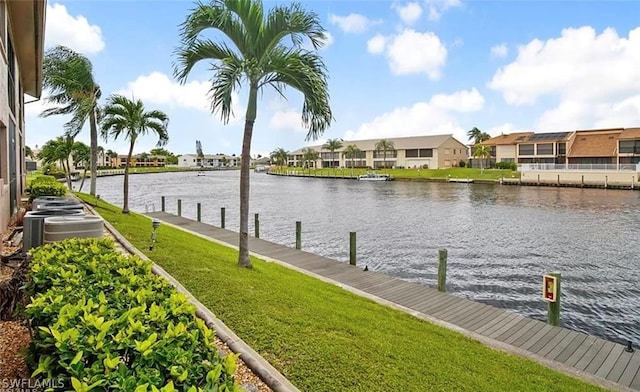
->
76;193;604;392
272;167;520;181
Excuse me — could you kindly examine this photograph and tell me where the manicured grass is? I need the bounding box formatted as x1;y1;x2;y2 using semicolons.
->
272;167;520;181
77;193;604;392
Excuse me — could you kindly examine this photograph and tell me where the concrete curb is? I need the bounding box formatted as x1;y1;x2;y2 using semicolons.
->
80;200;300;392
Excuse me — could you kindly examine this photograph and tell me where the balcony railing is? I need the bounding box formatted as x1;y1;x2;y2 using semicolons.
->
519;163;640;172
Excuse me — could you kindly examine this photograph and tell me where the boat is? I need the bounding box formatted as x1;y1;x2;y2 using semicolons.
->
358;172;392;181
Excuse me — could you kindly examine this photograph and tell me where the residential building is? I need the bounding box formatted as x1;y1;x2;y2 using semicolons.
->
287;135;468;169
177;153;239;168
1;1;45;230
114;154;167;168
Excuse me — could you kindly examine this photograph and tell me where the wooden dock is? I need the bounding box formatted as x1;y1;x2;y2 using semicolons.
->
146;211;640;391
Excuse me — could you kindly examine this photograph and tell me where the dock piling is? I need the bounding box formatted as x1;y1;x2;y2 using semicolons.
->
197;203;201;222
547;273;561;326
438;249;448;292
161;196;165;212
254;213;260;238
295;221;301;250
177;199;182;217
221;207;226;228
349;232;356;266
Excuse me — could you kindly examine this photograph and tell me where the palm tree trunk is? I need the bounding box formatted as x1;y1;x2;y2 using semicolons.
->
351;157;354;177
65;157;72;189
78;168;87;192
238;85;258;268
123;141;135;213
89;109;98;196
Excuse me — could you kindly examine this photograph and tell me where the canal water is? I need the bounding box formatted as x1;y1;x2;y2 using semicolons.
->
93;170;640;345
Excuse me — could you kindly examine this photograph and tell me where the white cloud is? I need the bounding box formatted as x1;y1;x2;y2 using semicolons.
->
269;109;304;133
430;88;485;112
329;13;382;34
394;2;423;25
369;29;447;79
489;26;640;131
343;88;485;143
45;3;105;54
367;34;387;54
425;0;462;21
490;44;508;58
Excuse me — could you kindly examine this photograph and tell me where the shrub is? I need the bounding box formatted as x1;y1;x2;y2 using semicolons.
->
28;176;67;201
26;238;239;391
495;161;517;171
458;161;466;168
422;164;429;169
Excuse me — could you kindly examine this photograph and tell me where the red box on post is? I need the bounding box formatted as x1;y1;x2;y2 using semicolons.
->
543;275;557;302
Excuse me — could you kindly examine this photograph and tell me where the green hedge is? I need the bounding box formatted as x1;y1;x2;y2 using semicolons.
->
495;161;518;170
28;175;67;201
26;238;239;391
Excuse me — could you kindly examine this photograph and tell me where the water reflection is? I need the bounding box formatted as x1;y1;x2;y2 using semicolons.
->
96;171;640;345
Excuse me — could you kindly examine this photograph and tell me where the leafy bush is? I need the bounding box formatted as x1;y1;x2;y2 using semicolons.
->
495;161;517;170
28;175;67;201
458;161;466;168
26;238;239;391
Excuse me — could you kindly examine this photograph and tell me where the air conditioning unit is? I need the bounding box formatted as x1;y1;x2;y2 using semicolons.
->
23;209;85;253
33;199;83;211
43;216;104;244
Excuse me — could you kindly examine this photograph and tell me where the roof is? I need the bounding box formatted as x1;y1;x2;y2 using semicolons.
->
568;130;621;157
480;132;534;145
526;132;572;142
178;153;237;159
618;128;640;140
8;0;46;98
290;134;462;155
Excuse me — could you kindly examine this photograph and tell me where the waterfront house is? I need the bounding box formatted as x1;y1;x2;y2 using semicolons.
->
177;153;239;168
114;154;167;168
1;0;45;232
287;134;468;169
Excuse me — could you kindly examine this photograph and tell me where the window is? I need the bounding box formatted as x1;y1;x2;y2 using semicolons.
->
0;122;6;181
406;149;419;158
620;140;640;154
519;144;534;155
373;150;397;158
0;1;5;46
444;160;451;167
557;142;566;155
406;149;432;158
444;148;450;154
536;143;553;155
7;33;15;115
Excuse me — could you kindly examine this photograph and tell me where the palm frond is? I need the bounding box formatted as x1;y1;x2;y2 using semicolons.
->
174;39;242;83
208;57;244;123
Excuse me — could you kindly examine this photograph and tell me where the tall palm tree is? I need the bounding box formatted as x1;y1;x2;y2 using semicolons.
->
174;0;333;268
322;138;343;173
41;45;101;196
473;144;492;172
270;147;289;170
105;149;118;167
375;139;395;170
302;147;319;173
100;95;169;213
38;136;74;188
467;127;491;144
342;144;362;178
71;141;90;192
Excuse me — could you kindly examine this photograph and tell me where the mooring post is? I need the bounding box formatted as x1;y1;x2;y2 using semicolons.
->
632;176;635;190
349;232;356;266
295;221;302;250
161;196;165;212
254;213;260;238
546;273;562;326
605;175;608;189
438;249;448;292
581;175;584;187
221;207;226;229
197;203;201;222
177;199;182;217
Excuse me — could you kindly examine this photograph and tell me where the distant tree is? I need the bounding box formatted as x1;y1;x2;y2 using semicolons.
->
25;145;34;159
468;127;491;144
342;144;362;177
139;152;149;164
174;0;333;268
101;94;169;213
302;147;319;173
105;149;118;167
473;144;492;173
41;45;101;196
270;148;289;169
38;136;74;188
150;147;178;165
71;141;90;192
322;138;343;172
196;140;204;167
375;139;395;170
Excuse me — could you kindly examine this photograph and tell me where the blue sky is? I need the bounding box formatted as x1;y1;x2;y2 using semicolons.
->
25;0;640;157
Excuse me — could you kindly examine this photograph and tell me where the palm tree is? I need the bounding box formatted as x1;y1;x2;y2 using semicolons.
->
174;0;333;268
322;138;343;173
38;136;74;188
467;127;491;144
342;144;362;178
105;149;118;167
25;146;34;159
71;141;90;192
375;139;395;170
473;144;492;173
270;147;289;170
41;45;101;196
101;95;169;213
302;147;319;174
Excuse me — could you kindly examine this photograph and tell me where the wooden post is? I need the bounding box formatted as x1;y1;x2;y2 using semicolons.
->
632;176;635;190
547;273;561;326
295;221;301;250
161;196;165;212
349;232;356;266
557;174;560;185
221;207;226;229
537;174;540;185
254;213;260;238
177;199;182;217
605;175;608;189
581;175;584;187
438;249;448;292
197;203;201;222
